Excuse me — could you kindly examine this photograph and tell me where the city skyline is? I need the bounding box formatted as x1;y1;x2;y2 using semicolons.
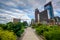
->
0;0;60;23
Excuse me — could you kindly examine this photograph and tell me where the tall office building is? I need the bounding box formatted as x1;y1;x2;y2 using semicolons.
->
44;2;54;19
39;10;48;24
35;8;40;23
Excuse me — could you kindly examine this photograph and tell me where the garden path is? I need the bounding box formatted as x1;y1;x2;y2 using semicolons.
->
22;27;43;40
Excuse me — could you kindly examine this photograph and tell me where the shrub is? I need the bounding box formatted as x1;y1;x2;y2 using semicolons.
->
36;24;52;35
35;24;60;40
32;24;37;28
6;22;25;37
43;30;60;40
16;29;24;37
6;22;14;30
23;21;28;26
13;22;24;37
0;27;3;30
0;22;25;37
0;24;7;30
0;30;17;40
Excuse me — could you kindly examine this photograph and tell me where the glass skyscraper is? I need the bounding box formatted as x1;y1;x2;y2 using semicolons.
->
44;2;54;19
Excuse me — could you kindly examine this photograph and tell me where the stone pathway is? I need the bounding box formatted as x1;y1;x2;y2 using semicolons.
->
22;27;43;40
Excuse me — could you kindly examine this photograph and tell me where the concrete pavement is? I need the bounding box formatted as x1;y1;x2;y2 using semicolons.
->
22;27;43;40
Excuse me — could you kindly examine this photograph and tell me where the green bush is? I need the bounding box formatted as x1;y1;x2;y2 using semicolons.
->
32;24;37;28
43;30;60;40
6;22;25;37
6;22;14;30
16;29;24;37
0;22;25;37
0;27;3;30
13;22;25;37
35;24;60;40
32;23;42;28
0;30;17;40
23;21;28;26
36;24;52;35
0;24;7;30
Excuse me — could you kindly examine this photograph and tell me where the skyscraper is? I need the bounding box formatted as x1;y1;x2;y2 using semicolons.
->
35;8;40;23
44;2;54;19
39;10;48;24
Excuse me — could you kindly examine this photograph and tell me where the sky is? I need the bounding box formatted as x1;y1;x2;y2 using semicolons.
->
0;0;60;24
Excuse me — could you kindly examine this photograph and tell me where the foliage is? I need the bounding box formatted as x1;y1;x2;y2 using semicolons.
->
34;24;60;40
0;22;26;37
0;24;7;30
32;23;42;28
13;22;24;37
23;21;28;26
43;30;60;40
36;24;51;35
0;30;17;40
16;29;24;37
6;22;14;30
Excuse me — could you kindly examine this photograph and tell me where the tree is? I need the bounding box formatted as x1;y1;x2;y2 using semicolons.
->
0;24;7;30
23;21;28;26
6;22;14;30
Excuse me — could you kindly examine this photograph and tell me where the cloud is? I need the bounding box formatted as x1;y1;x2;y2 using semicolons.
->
0;8;31;23
4;1;17;7
53;10;60;17
52;0;60;10
0;0;60;24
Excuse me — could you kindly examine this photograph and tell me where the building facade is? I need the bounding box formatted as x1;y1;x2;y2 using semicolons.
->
35;8;40;23
44;2;54;19
54;16;60;24
34;2;55;24
13;18;20;23
31;19;35;25
39;10;48;24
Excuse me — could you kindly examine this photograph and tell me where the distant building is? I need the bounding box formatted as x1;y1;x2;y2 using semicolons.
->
35;8;40;23
39;10;48;24
44;2;54;19
31;19;35;25
13;18;20;23
54;16;60;24
47;19;55;25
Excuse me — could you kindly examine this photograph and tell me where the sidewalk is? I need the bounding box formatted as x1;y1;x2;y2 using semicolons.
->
22;27;43;40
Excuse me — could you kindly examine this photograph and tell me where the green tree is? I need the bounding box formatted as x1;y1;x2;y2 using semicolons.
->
6;22;14;30
23;21;28;26
0;24;7;30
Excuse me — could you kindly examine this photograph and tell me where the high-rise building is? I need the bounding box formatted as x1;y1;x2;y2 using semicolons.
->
35;8;40;23
44;2;54;19
34;2;54;24
39;10;48;24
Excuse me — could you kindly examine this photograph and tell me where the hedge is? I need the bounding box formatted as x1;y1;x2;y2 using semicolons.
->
34;24;60;40
0;30;17;40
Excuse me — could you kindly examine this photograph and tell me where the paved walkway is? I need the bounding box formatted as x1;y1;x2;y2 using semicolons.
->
22;27;43;40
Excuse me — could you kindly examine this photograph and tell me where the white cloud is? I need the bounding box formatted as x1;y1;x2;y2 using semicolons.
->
0;0;60;24
54;11;58;16
4;1;17;7
0;9;31;23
